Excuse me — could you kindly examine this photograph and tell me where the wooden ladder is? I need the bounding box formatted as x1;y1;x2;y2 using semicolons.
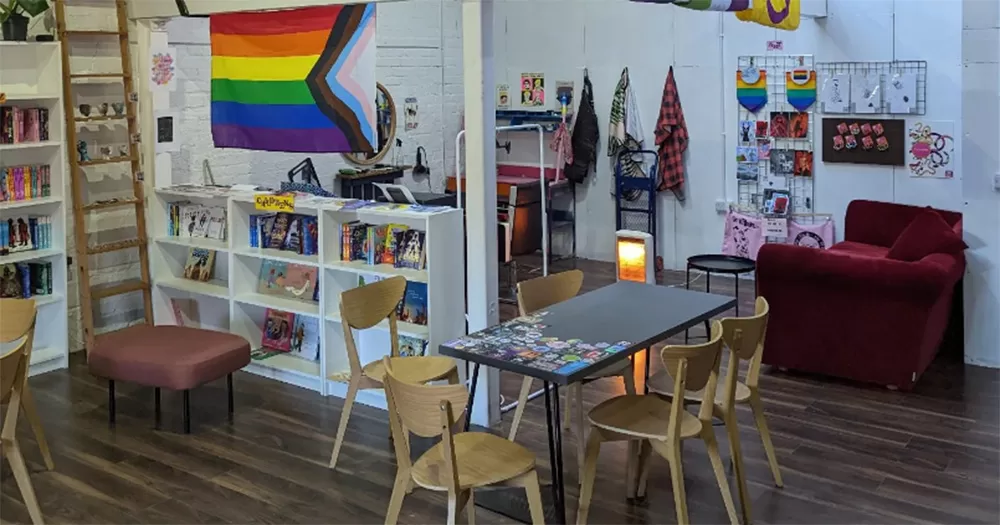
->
55;0;153;354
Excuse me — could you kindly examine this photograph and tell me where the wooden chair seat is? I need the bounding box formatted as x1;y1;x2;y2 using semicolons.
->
362;356;456;385
412;432;537;491
647;370;752;404
588;394;701;441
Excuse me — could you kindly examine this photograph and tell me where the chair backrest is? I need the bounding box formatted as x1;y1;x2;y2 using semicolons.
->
660;321;725;435
383;357;469;491
719;296;769;389
1;299;36;407
339;276;407;373
516;269;584;316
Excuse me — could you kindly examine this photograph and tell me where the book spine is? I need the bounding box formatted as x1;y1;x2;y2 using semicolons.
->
249;215;258;248
40;108;48;141
0;168;6;202
45;216;50;248
17;263;31;298
45;262;52;294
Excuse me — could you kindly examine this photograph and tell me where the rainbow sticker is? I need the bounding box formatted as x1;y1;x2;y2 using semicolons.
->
786;69;816;111
737;69;767;113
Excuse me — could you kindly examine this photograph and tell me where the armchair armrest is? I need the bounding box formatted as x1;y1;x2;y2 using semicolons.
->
757;244;959;304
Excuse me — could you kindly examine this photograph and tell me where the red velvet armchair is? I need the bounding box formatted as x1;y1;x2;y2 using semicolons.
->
756;200;965;390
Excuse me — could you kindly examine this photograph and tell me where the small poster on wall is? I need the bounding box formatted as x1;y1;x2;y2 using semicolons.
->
850;73;881;113
520;73;545;108
821;117;905;166
496;84;511;110
819;73;850;113
907;121;956;178
155;110;179;153
886;73;917;114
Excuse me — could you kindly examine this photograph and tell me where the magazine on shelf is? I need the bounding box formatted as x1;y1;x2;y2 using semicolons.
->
183;248;216;282
398;334;427;357
398;281;428;326
289;315;320;361
261;308;294;351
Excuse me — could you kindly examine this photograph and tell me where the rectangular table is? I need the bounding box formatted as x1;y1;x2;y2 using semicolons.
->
439;281;736;524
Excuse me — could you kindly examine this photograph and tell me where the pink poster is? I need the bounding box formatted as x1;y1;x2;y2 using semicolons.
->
787;218;834;249
721;211;765;260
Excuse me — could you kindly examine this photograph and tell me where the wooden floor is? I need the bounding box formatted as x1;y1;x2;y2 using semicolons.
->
3;259;999;524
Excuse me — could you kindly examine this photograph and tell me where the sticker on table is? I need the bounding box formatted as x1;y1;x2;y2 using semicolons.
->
555;361;590;375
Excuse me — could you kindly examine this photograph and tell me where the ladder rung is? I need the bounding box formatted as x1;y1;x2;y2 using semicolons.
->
75;115;131;123
79;156;133;167
87;238;145;255
82;198;141;212
70;73;127;79
91;279;149;300
64;30;123;36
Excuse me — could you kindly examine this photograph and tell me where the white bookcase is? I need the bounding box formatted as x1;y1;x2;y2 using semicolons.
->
0;42;70;376
149;188;466;410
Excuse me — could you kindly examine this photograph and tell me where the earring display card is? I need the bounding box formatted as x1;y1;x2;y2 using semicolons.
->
822;117;905;166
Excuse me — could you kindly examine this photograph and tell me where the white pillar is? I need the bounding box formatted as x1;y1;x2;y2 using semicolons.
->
462;0;500;425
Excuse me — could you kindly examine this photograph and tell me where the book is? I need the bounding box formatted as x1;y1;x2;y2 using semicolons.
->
191;206;212;237
0;264;21;297
267;213;291;249
301;216;319;255
206;206;227;240
257;259;289;295
282;214;304;253
396;230;426;270
183;248;216;282
346;222;367;261
289;315;320;361
398;334;427;357
5;216;34;252
261;309;295;351
382;224;409;266
398;281;428;326
367;224;388;265
281;263;318;301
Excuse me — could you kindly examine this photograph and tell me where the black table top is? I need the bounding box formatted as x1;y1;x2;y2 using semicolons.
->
687;254;756;274
439;281;736;385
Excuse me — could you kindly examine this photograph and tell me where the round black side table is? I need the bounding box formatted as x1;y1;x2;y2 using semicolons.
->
685;254;756;343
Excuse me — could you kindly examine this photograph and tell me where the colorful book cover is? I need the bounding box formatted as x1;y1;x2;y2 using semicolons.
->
281;263;318;301
301;216;318;255
7;216;33;252
261;309;295;351
282;214;304;253
183;248;216;282
349;223;367;261
192;206;213;237
248;214;258;246
398;334;427;357
289;315;320;361
382;224;408;266
398;281;428;325
0;264;20;298
206;206;227;240
258;259;289;294
16;263;30;298
396;230;425;270
259;214;277;248
268;213;291;249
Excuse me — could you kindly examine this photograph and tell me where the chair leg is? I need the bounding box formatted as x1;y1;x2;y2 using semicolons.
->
508;376;533;441
183;390;191;434
634;439;652;501
5;440;44;525
108;380;115;426
457;489;475;525
576;428;604;525
519;470;546;525
667;443;689;525
749;391;783;488
154;388;161;429
19;387;54;470
446;490;460;525
227;373;235;418
702;428;740;525
329;377;360;469
723;410;752;524
384;468;409;525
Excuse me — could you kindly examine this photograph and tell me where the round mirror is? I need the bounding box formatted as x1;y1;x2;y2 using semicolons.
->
343;83;396;166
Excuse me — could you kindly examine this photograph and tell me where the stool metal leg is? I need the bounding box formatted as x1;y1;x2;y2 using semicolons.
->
227;373;234;417
154;388;161;429
703;271;712;335
108;380;116;426
183;390;191;434
735;273;740;317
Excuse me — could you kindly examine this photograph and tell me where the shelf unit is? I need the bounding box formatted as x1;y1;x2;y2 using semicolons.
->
149;188;466;411
0;42;70;377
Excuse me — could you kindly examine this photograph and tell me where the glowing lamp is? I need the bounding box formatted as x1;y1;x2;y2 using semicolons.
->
616;230;654;284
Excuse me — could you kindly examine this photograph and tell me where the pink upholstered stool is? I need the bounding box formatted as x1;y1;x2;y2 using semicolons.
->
89;325;251;433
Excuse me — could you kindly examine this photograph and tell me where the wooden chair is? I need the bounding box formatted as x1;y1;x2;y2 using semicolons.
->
649;296;779;522
507;270;635;473
328;276;459;469
577;321;739;525
1;299;46;524
382;357;546;525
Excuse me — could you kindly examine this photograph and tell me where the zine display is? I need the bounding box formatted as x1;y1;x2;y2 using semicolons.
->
262;309;295;351
167;202;227;240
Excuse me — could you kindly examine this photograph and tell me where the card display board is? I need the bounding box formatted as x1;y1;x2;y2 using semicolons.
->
815;61;927;116
821;118;906;166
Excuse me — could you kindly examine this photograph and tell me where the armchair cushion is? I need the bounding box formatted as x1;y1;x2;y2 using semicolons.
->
887;211;968;262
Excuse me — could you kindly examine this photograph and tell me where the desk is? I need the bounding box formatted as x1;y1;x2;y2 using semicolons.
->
336;165;411;200
440;281;736;524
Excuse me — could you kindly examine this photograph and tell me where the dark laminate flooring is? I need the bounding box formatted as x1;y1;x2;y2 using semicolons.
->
2;258;999;524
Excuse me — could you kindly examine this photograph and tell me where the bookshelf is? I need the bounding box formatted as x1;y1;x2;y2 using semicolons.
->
0;41;70;377
149;188;466;411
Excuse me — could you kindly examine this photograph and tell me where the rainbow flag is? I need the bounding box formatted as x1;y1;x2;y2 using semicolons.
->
210;4;376;153
736;70;767;113
786;70;816;111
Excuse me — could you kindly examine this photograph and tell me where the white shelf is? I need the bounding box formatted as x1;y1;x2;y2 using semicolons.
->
155;236;228;252
32;293;63;307
30;346;62;366
0;196;62;210
0;141;62;151
0;248;64;265
325;260;428;283
247;351;321;377
234;246;320;267
234;292;320;317
0;42;60;48
0;93;61;101
325;312;429;338
157;277;229;299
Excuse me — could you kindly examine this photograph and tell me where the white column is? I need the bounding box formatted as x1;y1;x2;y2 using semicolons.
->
462;0;500;425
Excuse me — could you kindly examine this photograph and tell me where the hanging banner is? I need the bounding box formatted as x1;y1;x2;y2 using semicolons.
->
786;69;816;111
736;68;768;113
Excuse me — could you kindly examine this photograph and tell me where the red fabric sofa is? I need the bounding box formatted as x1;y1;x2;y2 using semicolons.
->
756;200;965;390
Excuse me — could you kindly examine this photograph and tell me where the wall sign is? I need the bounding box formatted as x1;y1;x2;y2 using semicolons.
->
255;193;295;213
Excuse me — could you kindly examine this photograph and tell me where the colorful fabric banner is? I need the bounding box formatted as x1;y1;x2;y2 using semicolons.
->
737;70;768;113
735;0;800;31
210;4;377;153
786;70;816;111
787;218;834;249
632;0;751;10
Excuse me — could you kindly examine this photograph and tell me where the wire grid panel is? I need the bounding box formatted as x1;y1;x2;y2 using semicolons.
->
815;60;927;116
737;55;816;217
